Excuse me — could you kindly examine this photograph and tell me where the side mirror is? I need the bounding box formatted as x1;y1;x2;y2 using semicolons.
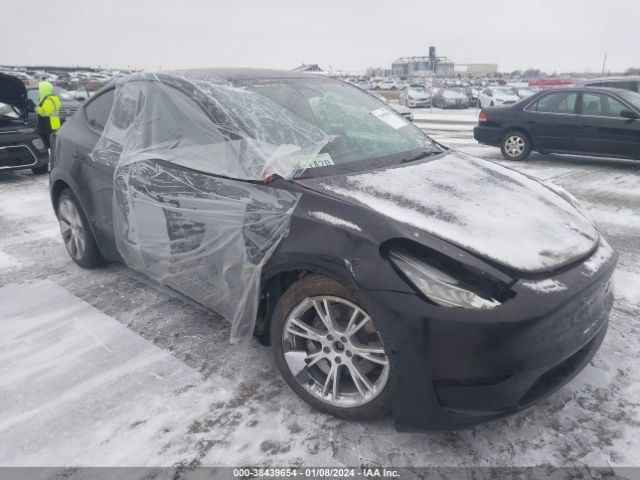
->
620;109;639;120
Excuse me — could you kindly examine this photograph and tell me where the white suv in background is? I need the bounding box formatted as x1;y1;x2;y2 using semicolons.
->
479;86;520;108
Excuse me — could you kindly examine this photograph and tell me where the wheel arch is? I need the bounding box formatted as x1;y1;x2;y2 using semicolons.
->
256;260;358;342
50;177;106;258
50;178;71;214
501;126;532;145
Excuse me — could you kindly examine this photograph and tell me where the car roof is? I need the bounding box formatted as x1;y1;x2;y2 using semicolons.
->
534;86;635;95
178;68;324;82
87;68;330;102
577;76;640;84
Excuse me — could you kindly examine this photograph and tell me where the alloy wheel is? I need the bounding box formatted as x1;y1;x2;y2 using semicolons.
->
282;296;390;408
58;198;86;261
504;135;525;158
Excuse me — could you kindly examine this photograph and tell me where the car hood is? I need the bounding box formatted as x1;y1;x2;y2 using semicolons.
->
0;74;28;111
296;151;599;273
495;93;519;101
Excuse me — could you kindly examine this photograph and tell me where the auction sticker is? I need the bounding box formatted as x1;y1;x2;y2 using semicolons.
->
371;108;406;130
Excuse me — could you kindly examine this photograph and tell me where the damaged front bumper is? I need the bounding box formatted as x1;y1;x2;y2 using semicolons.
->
361;242;617;431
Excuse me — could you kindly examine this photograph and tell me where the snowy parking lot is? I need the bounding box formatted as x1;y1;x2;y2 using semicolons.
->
1;110;639;468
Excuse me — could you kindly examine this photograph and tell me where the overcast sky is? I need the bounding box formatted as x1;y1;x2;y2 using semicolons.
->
2;0;637;73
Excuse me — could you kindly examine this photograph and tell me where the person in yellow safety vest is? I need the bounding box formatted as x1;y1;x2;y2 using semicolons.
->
36;81;61;148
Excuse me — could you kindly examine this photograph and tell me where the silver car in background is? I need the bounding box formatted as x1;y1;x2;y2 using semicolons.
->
399;86;431;108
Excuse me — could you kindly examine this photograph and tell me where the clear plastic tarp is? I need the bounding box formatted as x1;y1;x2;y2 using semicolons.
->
91;71;331;342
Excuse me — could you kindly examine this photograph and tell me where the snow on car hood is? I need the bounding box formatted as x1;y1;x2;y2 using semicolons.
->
298;151;599;273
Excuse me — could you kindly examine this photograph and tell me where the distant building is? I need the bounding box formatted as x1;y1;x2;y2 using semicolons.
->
392;57;430;77
435;60;455;76
292;64;323;73
455;64;499;77
391;47;455;77
367;67;393;78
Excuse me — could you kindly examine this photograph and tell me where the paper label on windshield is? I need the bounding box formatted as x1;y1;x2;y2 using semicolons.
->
371;108;406;130
295;153;335;169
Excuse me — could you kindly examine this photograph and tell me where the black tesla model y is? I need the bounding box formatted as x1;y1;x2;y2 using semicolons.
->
49;69;617;430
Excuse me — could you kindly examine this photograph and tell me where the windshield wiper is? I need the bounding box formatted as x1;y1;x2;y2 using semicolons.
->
400;148;441;164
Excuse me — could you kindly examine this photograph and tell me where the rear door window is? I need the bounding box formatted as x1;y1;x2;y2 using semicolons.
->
84;89;114;133
528;92;577;114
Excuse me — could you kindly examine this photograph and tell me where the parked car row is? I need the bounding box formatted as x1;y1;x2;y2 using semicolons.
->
0;66;127;90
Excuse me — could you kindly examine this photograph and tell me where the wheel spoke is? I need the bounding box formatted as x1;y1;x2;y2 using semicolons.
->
69;235;78;257
73;234;81;257
352;346;388;366
76;233;85;255
59;201;71;223
345;308;361;333
59;219;71;235
322;363;340;399
347;313;371;337
312;298;334;332
347;362;374;397
286;318;324;342
306;350;324;368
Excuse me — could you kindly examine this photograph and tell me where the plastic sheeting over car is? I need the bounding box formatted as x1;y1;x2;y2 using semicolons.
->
90;71;326;341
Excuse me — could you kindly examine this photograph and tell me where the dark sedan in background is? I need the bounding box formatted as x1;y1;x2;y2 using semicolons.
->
474;87;640;161
0;73;49;174
432;88;468;109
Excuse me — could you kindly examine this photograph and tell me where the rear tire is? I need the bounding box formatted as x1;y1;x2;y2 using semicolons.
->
270;275;391;420
57;189;104;269
501;130;532;161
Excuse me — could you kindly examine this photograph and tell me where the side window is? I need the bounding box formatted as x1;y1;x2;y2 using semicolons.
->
534;92;577;114
581;93;629;117
602;95;629;117
581;93;604;116
84;89;115;133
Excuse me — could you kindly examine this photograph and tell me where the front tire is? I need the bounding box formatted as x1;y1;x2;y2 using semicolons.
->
501;130;532;161
271;275;391;420
31;165;49;175
57;189;104;268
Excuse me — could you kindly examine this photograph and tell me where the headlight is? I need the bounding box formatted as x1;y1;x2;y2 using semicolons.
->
389;251;500;309
32;138;46;151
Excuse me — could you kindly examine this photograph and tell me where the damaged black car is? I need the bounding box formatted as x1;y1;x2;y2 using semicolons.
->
49;69;617;430
0;73;49;175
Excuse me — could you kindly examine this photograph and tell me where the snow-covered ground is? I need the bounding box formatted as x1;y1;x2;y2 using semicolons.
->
0;118;639;468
